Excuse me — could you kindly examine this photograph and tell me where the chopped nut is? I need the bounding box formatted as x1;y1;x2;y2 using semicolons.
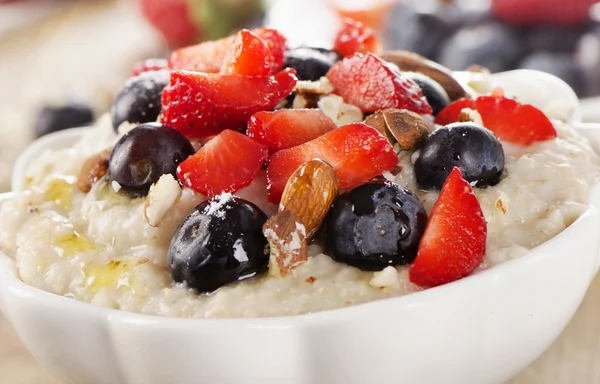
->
458;108;483;125
76;149;111;193
369;266;401;289
318;95;363;127
381;50;469;101
279;159;340;238
264;209;308;278
294;77;334;95
366;108;429;151
144;174;182;227
305;276;317;284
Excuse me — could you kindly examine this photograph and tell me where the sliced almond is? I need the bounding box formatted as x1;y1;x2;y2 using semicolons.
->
381;50;469;101
364;111;395;143
76;149;111;193
295;77;334;95
458;108;483;125
279;159;339;238
263;209;308;278
366;108;429;151
144;174;182;227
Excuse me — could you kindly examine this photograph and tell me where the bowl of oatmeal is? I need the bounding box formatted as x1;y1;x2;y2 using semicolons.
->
1;21;600;384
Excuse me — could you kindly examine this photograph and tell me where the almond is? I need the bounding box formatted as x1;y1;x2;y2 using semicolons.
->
263;209;308;278
144;174;182;227
458;108;483;125
366;108;429;151
279;159;339;238
76;149;111;193
381;50;469;101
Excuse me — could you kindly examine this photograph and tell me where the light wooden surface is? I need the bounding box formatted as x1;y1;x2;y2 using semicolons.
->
2;1;600;383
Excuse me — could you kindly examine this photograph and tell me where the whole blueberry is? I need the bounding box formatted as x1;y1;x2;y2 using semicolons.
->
110;70;170;132
404;72;450;115
34;103;93;138
169;195;268;293
414;122;505;190
283;47;341;81
108;123;194;195
326;181;428;271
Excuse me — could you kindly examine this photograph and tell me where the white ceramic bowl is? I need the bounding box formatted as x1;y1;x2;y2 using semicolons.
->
2;70;600;384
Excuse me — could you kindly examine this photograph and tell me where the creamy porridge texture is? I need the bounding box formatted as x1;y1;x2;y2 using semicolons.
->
2;22;600;318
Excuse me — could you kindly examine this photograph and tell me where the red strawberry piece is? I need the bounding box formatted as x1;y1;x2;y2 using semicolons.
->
409;167;487;288
492;0;594;26
266;123;398;203
220;30;271;76
326;52;432;115
333;18;382;57
161;68;297;139
435;95;557;146
177;129;268;197
131;58;168;77
168;27;286;74
247;109;337;152
136;0;200;48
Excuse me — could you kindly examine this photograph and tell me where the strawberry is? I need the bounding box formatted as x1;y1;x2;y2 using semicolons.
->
247;109;337;152
435;95;557;146
161;68;297;139
131;59;168;77
177;129;268;197
326;53;432;115
492;0;594;26
409;167;487;288
168;27;286;74
333;18;382;57
266;123;398;203
136;0;200;48
221;30;272;76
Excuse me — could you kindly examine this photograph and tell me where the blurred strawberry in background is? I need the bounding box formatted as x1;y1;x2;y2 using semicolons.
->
492;0;597;26
136;0;264;48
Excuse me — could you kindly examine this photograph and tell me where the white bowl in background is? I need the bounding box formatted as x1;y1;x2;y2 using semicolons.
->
1;70;599;384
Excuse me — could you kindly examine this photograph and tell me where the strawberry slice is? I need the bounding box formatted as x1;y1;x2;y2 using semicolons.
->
177;129;268;197
247;109;337;152
161;68;297;138
333;18;382;57
168;27;286;74
435;95;557;146
409;167;487;288
220;30;271;76
266;123;398;203
132;58;168;76
326;53;432;114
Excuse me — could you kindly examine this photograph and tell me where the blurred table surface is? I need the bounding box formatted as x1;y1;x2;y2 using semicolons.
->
1;1;600;383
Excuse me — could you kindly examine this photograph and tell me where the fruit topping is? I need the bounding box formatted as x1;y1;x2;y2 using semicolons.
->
326;52;432;115
404;72;450;116
76;149;111;193
263;209;308;278
247;109;336;152
161;68;297;138
283;47;341;81
168;27;286;73
266;123;398;203
110;70;170;132
144;174;182;227
177;129;268;198
131;58;168;77
220;30;273;77
409;167;487;287
34;103;94;138
108;123;194;196
326;181;427;271
279;159;339;238
435;95;558;146
333;18;382;57
169;194;268;293
414;122;505;190
364;108;430;150
381;50;469;102
317;95;364;127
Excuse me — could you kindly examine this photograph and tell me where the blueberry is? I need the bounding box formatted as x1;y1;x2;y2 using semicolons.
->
520;51;584;96
169;195;268;293
283;47;340;81
414;122;505;190
438;22;523;73
34;103;93;138
110;70;170;132
108;123;194;195
326;181;427;271
404;72;450;115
